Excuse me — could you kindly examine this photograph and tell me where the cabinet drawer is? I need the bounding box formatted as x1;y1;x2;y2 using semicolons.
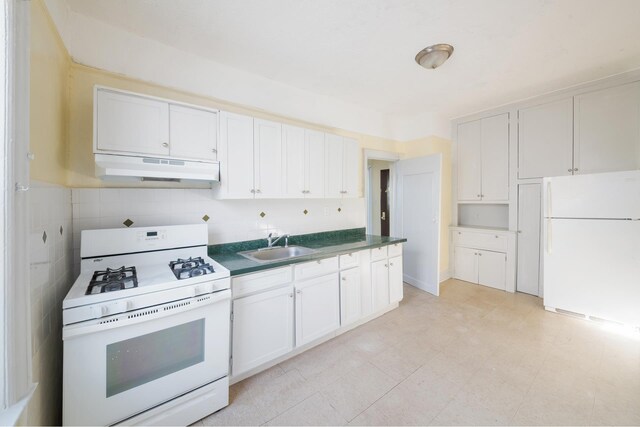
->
294;256;339;281
454;230;507;252
339;251;362;270
387;243;403;258
371;246;388;262
232;266;293;298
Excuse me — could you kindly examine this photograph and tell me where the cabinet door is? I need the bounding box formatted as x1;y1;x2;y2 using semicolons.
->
453;246;478;284
518;98;574;179
359;250;373;317
96;89;169;156
480;114;509;201
574;82;640;175
477;250;506;291
457;120;482;201
325;134;344;198
340;268;362;327
219;112;254;198
169;105;217;161
283;125;306;198
295;273;340;347
342;137;360;198
232;286;294;376
305;130;325;198
388;255;403;303
254;119;283;198
371;259;390;312
517;184;542;296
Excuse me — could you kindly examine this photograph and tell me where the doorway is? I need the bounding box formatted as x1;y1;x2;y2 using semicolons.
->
367;159;395;236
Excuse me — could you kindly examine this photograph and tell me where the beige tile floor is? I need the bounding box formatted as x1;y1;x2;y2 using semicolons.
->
196;279;640;426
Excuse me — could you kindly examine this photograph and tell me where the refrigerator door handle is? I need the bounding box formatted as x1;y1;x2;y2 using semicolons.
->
546;218;552;254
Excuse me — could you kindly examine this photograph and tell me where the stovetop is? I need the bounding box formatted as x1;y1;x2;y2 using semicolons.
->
64;249;229;310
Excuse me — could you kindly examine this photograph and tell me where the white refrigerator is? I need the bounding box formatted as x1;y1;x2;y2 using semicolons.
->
543;170;640;326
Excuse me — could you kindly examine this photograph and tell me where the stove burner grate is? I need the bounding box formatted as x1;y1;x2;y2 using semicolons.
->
169;257;215;280
87;266;138;295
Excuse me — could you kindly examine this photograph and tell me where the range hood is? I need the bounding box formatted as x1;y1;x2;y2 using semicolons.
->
95;153;220;182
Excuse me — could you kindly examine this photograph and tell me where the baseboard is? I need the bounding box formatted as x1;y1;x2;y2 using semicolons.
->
439;269;451;283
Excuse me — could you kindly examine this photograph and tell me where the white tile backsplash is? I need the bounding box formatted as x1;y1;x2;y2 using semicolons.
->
28;181;74;426
71;188;366;274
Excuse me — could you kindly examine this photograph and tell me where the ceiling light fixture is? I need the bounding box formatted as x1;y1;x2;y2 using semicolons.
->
415;44;454;69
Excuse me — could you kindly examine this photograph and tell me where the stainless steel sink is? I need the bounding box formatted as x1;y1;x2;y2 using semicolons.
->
238;245;317;263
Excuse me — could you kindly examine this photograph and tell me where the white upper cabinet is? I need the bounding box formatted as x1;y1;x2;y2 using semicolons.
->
283;125;306;197
480;114;509;201
325;134;360;198
305;130;326;198
282;126;325;198
219;112;255;199
574;82;640;175
95;87;220;162
457;114;509;201
518;98;574;179
457;120;482;201
169;104;218;161
253;119;283;198
96;89;169;156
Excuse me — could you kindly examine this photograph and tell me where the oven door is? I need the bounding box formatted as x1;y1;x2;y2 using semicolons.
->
63;289;230;426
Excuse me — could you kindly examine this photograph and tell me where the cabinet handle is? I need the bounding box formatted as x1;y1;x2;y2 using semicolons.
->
301;190;306;194
296;290;301;294
481;194;484;198
306;190;310;194
289;293;293;298
211;148;217;153
162;142;169;148
250;189;255;193
479;253;482;256
573;168;578;172
256;189;262;194
384;264;388;267
390;262;394;266
316;260;322;264
341;277;347;281
495;235;499;238
476;194;481;198
567;168;572;172
348;253;353;257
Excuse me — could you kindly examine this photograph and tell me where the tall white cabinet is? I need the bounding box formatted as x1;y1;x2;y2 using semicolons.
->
457;114;509;201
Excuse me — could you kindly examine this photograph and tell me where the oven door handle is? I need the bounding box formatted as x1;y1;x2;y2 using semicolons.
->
63;289;231;340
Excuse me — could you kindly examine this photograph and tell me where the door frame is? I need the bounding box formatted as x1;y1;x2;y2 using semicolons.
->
364;149;400;236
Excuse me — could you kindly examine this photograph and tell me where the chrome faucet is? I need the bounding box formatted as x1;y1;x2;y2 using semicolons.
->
267;233;289;248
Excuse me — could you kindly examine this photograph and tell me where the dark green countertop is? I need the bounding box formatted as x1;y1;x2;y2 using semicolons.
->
208;228;407;276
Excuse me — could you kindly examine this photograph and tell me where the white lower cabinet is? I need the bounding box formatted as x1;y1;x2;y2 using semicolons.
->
371;259;390;312
340;267;362;327
295;273;340;347
388;256;403;303
231;285;294;377
454;247;506;291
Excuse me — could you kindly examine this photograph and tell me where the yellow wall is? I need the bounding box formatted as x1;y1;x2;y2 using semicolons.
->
30;0;69;185
67;64;399;188
398;136;453;276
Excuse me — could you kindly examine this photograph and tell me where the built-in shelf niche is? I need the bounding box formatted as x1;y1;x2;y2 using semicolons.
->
458;203;509;230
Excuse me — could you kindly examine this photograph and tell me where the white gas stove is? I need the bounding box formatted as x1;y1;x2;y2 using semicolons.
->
62;224;231;426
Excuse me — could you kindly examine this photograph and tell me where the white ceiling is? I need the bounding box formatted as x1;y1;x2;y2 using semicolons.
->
52;0;640;139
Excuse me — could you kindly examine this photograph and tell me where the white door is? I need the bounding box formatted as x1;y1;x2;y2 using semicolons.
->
295;274;340;347
342;137;360;198
388;255;403;303
339;268;362;327
574;82;640;175
169;105;217;161
231;286;294;377
254;119;283;198
517;184;542;296
480;114;509;201
477;250;506;290
395;154;442;295
518;98;574;179
219;112;254;198
96;89;169;156
283;125;306;198
325;134;344;198
305;129;325;198
453;246;477;284
456;120;482;201
370;259;389;312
